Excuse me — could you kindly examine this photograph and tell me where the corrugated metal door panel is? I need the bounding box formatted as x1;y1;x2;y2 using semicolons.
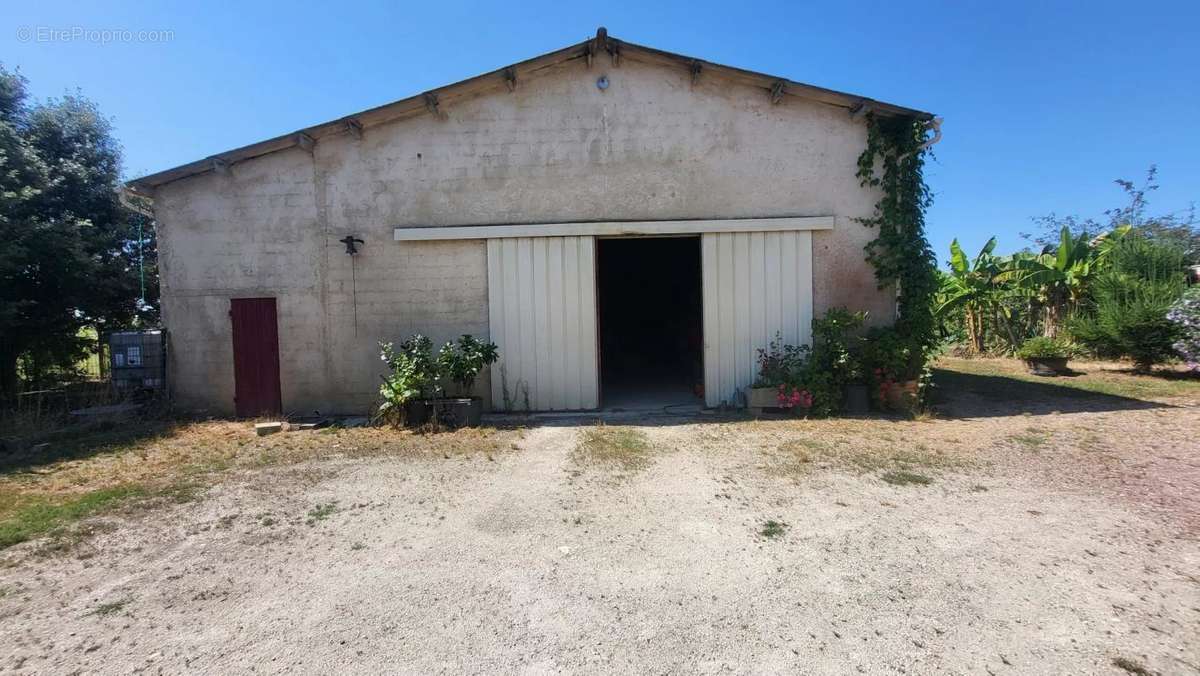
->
487;236;598;411
230;297;282;417
576;237;598;407
702;231;814;408
701;234;720;407
546;238;566;407
531;238;551;411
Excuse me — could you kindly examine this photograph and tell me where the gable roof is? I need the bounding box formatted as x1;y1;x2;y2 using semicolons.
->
127;28;934;194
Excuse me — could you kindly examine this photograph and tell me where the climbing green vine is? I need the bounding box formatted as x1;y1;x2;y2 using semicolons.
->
856;112;939;374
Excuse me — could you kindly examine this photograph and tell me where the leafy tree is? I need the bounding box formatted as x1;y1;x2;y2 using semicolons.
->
0;65;146;401
1023;166;1197;262
1070;237;1187;371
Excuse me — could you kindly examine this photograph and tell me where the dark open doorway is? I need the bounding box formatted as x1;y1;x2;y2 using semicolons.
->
597;236;704;411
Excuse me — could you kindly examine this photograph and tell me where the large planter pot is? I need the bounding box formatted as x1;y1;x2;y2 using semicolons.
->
843;384;870;414
747;387;781;415
436;397;484;428
1024;357;1068;376
403;400;431;427
404;398;483;428
884;380;920;412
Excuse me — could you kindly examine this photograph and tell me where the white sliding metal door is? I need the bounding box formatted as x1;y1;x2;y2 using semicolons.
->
487;236;599;411
701;231;814;408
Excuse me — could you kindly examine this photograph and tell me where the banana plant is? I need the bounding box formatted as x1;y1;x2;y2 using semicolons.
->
937;237;1001;353
1000;226;1096;337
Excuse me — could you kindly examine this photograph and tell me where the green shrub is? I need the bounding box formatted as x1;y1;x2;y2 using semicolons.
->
1016;336;1069;360
1070;238;1186;371
750;309;868;417
811;308;867;386
437;335;499;396
376;335;438;426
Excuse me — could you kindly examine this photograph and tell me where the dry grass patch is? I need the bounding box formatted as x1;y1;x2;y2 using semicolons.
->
768;430;959;479
572;426;654;473
0;420;518;551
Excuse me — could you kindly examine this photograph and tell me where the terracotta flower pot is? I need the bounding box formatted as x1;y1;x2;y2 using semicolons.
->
884;380;919;411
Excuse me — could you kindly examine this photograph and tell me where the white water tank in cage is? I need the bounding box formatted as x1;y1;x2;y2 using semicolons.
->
108;330;166;391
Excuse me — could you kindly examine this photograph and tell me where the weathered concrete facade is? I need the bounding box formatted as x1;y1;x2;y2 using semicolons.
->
150;49;915;415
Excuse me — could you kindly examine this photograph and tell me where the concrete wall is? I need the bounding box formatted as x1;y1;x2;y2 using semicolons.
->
154;57;892;415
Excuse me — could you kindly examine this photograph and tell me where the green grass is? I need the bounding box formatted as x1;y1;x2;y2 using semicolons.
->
88;597;131;617
881;470;933;486
760;520;789;539
1010;430;1048;450
1111;656;1154;676
938;357;1200;401
305;502;337;526
0;485;146;549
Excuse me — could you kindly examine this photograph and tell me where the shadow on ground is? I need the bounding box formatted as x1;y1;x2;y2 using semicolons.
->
0;417;180;477
931;368;1171;418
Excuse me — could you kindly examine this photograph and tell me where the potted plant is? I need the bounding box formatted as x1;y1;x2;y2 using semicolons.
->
434;335;499;427
1017;336;1070;376
863;326;922;412
842;367;870;414
748;335;809;414
839;340;869;415
377;335;438;427
775;383;814;416
811;308;867;415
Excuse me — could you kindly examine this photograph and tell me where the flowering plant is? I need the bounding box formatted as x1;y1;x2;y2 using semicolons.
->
754;334;810;388
776;384;814;412
1167;288;1200;370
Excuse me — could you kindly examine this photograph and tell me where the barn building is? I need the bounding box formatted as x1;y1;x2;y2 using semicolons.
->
126;29;936;416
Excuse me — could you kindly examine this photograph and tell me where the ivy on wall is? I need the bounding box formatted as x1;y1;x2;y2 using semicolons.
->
855;112;939;360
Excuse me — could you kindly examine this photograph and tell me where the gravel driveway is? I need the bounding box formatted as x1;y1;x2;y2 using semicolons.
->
1;376;1198;674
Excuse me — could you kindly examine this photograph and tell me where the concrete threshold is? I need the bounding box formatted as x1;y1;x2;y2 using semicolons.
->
482;405;713;425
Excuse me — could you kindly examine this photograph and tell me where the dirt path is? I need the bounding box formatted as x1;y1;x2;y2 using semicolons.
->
1;416;1198;674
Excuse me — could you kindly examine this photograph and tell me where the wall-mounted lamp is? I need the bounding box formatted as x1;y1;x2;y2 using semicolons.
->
339;235;364;255
339;235;365;336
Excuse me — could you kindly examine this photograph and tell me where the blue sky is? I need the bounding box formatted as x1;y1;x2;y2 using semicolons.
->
3;1;1197;262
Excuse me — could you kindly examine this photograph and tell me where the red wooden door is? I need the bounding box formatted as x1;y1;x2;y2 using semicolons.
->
230;298;282;417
